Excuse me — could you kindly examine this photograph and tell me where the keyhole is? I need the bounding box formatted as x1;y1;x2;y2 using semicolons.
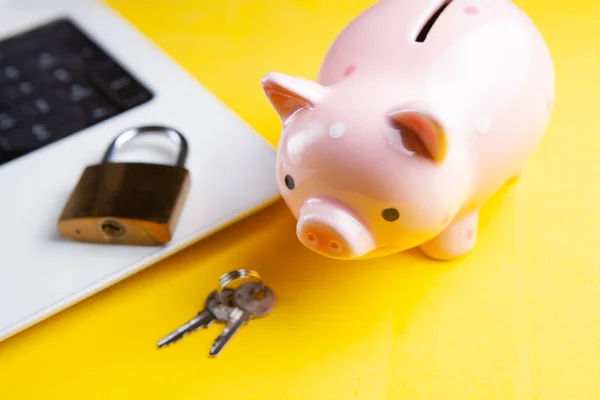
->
101;219;126;238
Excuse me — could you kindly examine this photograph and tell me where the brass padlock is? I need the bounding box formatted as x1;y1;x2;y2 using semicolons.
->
57;125;191;245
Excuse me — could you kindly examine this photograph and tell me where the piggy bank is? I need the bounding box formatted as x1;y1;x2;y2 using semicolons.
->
261;0;555;261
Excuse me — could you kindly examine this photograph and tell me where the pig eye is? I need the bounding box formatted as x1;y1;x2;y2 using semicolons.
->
284;175;295;190
382;208;399;222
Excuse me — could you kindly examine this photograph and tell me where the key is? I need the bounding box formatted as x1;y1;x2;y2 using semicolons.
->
209;282;276;357
89;64;152;109
157;289;235;348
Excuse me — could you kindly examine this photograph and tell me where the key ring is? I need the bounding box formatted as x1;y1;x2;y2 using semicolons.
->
217;269;263;304
219;269;262;288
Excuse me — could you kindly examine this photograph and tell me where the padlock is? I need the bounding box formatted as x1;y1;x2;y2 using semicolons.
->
57;125;191;245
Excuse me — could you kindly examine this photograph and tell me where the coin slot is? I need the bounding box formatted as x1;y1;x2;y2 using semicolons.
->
415;1;453;43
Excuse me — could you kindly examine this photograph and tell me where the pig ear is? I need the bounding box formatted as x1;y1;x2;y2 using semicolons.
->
388;109;448;164
261;72;327;124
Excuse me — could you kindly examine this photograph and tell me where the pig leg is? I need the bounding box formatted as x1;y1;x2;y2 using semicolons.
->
419;210;479;260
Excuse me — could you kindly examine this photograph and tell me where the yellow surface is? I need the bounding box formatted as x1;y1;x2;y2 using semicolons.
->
1;0;599;398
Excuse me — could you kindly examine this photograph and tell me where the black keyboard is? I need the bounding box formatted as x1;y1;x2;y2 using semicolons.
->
0;18;154;166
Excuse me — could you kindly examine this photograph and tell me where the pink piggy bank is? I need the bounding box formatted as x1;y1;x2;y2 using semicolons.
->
261;0;555;261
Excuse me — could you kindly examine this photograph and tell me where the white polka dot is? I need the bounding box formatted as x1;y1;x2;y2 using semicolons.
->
329;123;345;139
475;117;491;134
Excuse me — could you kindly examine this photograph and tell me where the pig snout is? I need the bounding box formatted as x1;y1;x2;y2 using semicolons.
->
296;197;375;259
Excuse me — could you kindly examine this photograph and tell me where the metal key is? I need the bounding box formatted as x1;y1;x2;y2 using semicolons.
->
157;288;235;348
209;281;276;357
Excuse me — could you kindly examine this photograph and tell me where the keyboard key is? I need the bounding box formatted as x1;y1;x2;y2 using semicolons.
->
91;104;116;120
36;51;59;70
31;123;51;141
68;83;94;102
76;98;118;123
1;80;37;101
21;96;58;119
18;81;34;95
113;82;152;108
2;65;20;81
0;112;18;131
33;98;52;114
109;76;131;92
51;67;73;83
90;64;152;108
90;64;128;87
54;82;98;103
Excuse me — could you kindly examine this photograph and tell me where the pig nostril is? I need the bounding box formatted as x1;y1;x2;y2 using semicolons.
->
382;208;400;222
307;233;317;243
330;241;340;250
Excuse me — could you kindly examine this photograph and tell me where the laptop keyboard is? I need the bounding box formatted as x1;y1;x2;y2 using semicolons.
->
0;18;154;166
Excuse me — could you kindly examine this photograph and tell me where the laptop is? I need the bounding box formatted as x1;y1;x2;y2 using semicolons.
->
0;0;279;341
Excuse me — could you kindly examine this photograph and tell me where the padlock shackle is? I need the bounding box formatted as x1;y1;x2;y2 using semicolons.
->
102;125;188;167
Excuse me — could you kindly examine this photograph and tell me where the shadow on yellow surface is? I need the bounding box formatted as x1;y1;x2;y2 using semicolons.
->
1;0;600;399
